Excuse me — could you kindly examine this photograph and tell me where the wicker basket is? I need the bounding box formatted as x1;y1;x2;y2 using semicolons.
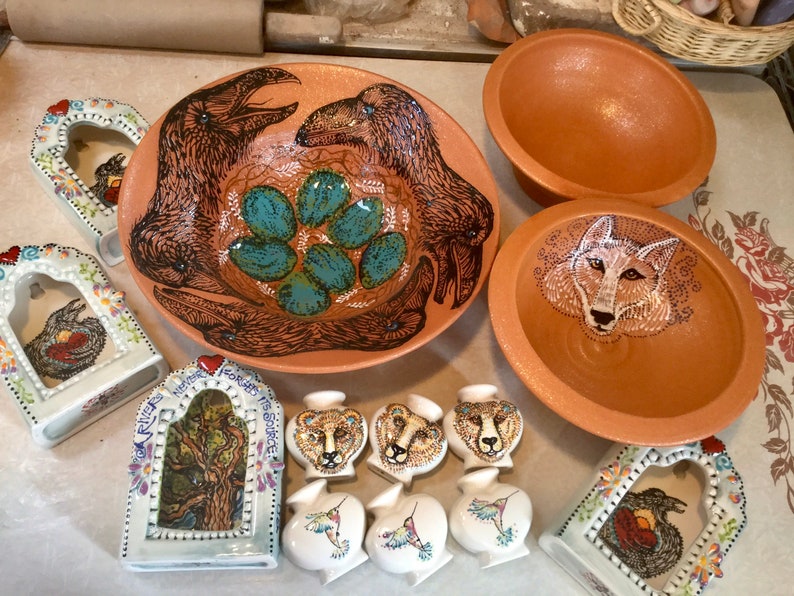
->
612;0;794;66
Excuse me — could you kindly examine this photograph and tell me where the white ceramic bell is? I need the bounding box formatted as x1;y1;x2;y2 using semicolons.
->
285;390;367;481
121;355;284;570
443;384;523;471
449;467;532;568
282;479;368;584
366;393;447;486
29;98;148;265
365;482;453;586
0;244;168;447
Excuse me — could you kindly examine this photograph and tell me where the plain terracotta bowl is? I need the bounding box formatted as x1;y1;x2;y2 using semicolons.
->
488;198;765;446
482;29;717;208
118;63;499;373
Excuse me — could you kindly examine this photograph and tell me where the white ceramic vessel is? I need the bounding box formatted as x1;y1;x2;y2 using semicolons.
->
285;390;367;481
365;482;453;586
448;467;532;568
367;393;447;486
443;383;523;471
0;244;167;447
121;355;284;570
282;479;368;584
29;98;148;265
539;438;747;595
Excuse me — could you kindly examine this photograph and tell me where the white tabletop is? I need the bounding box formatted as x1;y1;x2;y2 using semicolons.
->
0;38;793;595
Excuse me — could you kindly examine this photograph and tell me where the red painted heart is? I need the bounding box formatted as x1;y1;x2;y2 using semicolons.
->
198;354;225;375
0;246;21;265
700;435;725;454
47;99;70;117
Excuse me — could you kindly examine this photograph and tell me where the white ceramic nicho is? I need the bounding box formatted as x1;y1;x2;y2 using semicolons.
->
0;244;168;447
443;384;524;471
539;439;748;595
121;355;284;571
367;393;447;486
286;390;367;481
449;467;532;568
282;479;368;584
365;482;453;586
30;97;148;265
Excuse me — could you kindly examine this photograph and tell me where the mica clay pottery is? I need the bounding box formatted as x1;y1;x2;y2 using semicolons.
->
488;199;765;446
482;29;716;208
117;64;499;373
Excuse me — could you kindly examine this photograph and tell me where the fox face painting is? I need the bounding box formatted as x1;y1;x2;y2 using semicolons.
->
543;215;683;340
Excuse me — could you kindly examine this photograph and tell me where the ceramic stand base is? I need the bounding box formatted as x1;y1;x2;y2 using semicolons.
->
120;355;284;570
0;244;168;447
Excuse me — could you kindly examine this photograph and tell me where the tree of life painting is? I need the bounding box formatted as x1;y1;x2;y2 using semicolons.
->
158;389;249;531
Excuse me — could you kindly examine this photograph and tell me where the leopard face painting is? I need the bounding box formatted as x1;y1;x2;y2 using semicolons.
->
451;400;522;464
373;403;445;472
292;408;366;475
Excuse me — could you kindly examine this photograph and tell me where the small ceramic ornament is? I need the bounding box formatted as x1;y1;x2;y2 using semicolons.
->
286;390;367;481
365;482;453;586
282;479;368;584
367;393;447;486
0;244;168;447
121;355;285;570
443;384;523;471
448;467;532;568
30;97;148;265
540;438;747;595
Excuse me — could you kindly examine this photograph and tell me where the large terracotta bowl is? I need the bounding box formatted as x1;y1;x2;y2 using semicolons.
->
488;199;765;446
118;64;499;373
482;29;716;208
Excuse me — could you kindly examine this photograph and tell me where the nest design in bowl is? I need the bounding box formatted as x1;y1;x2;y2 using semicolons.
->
489;199;765;446
118;65;499;373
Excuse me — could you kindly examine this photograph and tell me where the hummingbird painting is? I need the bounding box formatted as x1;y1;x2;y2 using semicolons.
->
380;502;433;562
304;496;350;559
467;491;519;547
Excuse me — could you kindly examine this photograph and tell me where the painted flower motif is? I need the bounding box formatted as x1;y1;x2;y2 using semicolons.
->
255;439;285;492
93;283;126;317
0;336;16;375
735;225;771;257
691;542;724;587
778;325;794;362
735;253;793;309
596;461;630;501
51;168;83;199
128;442;154;496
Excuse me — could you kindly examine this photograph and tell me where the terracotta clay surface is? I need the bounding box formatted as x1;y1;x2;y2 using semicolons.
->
118;63;499;373
482;29;716;207
488;198;765;446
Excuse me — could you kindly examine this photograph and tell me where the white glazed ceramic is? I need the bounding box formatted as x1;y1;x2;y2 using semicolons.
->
286;390;367;481
449;467;532;568
367;393;447;486
539;438;747;595
121;355;284;570
365;482;453;586
443;384;523;471
282;479;368;584
0;244;167;447
29;98;148;265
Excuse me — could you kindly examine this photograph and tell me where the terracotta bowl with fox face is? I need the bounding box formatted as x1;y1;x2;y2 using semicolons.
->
488;198;765;446
482;29;716;208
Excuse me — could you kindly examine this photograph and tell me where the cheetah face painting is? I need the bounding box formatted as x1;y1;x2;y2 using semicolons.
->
451;400;522;464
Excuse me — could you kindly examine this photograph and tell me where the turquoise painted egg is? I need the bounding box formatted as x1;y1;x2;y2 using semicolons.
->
303;243;356;294
228;237;297;282
277;271;331;317
240;185;296;242
327;197;384;249
360;232;407;289
296;169;350;227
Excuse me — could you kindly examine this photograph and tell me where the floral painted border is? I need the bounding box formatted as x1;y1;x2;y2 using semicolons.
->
689;184;794;515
